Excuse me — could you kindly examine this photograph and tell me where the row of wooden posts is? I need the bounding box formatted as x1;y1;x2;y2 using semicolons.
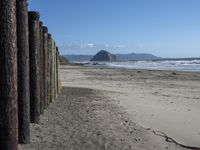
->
0;0;61;150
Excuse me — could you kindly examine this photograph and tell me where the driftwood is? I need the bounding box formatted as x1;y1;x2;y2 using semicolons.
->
153;131;200;150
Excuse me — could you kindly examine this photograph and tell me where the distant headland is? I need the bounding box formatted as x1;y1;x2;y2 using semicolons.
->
64;50;160;62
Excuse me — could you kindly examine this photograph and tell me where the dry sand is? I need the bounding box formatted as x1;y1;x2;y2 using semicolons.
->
19;65;200;150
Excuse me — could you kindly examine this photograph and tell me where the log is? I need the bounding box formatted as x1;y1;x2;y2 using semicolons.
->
29;11;40;123
43;26;48;109
0;0;18;149
16;0;30;144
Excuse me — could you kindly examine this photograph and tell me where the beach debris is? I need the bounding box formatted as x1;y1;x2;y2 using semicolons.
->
172;72;177;75
153;131;200;150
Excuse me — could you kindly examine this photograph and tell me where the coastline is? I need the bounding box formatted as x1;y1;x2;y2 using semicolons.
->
72;59;200;73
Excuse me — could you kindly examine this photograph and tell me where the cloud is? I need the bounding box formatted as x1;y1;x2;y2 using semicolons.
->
80;43;96;49
87;43;95;48
58;42;127;54
59;43;96;50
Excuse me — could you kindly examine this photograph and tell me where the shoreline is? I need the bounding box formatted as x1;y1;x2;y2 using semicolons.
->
70;61;200;73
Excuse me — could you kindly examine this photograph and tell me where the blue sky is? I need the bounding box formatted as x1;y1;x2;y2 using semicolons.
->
29;0;200;58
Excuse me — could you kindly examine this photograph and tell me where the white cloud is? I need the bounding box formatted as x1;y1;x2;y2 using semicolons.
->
80;43;96;49
87;43;95;48
58;42;128;54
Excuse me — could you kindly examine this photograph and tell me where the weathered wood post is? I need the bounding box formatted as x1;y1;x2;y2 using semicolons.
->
29;11;41;123
57;49;62;94
16;0;30;144
56;47;58;95
43;26;48;109
0;0;18;149
39;21;44;114
54;42;58;100
56;47;59;95
47;34;52;104
50;40;55;103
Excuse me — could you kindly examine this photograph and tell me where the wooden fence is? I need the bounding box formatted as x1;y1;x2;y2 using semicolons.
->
0;0;61;149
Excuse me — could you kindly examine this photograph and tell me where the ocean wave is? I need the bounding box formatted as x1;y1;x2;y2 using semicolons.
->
82;60;200;72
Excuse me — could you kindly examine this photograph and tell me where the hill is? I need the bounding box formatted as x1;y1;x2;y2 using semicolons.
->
64;51;160;61
91;50;117;61
116;53;160;61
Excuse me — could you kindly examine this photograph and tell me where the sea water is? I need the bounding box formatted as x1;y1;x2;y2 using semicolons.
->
82;59;200;72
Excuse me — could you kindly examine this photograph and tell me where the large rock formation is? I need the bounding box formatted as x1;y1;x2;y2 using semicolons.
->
91;50;117;61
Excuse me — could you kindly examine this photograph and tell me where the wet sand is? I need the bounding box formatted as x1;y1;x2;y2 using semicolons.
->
19;65;200;149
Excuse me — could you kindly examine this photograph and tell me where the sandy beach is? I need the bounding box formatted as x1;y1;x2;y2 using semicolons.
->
61;65;200;146
19;65;200;150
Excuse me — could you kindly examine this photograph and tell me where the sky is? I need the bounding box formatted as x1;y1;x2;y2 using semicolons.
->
29;0;200;58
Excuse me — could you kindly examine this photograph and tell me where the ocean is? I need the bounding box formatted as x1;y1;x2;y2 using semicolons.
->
78;59;200;72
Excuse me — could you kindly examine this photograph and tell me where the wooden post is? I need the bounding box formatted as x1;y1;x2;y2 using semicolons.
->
16;0;30;144
43;26;48;109
0;0;18;149
50;40;55;103
56;47;59;95
57;50;62;94
29;11;40;123
54;42;58;100
39;21;44;114
47;34;52;104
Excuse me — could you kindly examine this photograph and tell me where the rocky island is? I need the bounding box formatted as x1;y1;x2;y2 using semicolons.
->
90;50;117;61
